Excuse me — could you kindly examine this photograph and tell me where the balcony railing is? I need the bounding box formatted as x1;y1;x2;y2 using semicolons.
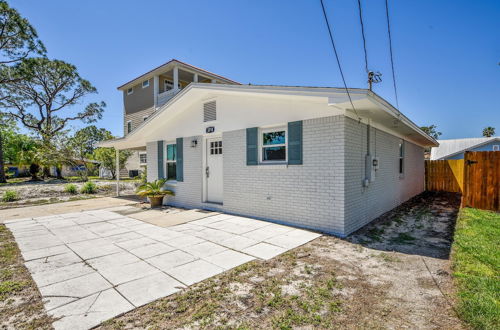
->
157;89;180;107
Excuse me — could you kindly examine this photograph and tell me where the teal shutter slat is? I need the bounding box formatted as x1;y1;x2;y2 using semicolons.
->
288;121;303;165
246;127;258;165
176;137;184;181
157;140;164;179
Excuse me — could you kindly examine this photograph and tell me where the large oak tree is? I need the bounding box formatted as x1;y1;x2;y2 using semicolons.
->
1;57;106;146
0;0;45;182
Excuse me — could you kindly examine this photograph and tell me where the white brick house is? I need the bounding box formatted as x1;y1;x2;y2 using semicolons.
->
102;67;437;237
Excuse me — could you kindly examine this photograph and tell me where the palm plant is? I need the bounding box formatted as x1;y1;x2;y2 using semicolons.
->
482;127;496;138
136;179;174;208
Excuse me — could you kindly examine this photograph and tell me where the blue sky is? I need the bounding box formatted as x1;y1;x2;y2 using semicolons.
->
10;0;500;139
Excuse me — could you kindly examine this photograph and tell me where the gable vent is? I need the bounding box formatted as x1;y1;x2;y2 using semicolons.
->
203;101;216;122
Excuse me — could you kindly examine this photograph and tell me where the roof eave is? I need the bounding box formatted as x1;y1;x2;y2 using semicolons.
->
116;59;240;91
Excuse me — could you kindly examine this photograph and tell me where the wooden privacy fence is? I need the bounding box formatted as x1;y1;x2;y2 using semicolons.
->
425;151;500;212
425;159;464;193
462;151;500;212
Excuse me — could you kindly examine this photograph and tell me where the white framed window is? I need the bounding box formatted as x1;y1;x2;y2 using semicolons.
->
493;145;499;151
259;126;287;163
165;143;177;181
139;153;147;164
398;140;405;175
127;88;133;95
126;121;132;134
142;80;150;88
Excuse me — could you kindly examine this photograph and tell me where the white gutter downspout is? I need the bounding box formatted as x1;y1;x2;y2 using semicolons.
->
363;120;372;187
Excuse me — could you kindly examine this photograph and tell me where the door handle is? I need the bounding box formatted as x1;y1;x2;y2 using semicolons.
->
206;166;209;178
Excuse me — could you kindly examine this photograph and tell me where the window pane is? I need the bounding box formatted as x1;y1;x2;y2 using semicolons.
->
262;146;286;161
263;131;285;145
399;142;404;157
167;163;176;180
399;158;404;174
167;144;176;161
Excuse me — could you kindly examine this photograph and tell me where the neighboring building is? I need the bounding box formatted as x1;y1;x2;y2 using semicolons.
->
101;60;437;237
118;59;239;178
50;159;100;177
430;137;500;160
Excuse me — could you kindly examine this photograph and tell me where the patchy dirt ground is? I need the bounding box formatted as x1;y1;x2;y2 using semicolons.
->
97;192;465;329
0;224;55;329
0;179;140;209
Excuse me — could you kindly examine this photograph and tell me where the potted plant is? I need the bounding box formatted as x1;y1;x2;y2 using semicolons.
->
136;179;174;208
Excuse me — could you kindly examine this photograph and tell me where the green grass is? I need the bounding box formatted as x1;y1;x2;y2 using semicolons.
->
451;208;500;330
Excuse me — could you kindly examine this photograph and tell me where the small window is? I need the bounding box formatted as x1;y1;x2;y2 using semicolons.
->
139;153;147;164
210;141;222;155
493;145;499;151
260;128;287;162
203;101;216;122
127;88;133;95
143;116;148;121
166;144;177;180
398;140;405;175
127;121;132;134
142;80;150;88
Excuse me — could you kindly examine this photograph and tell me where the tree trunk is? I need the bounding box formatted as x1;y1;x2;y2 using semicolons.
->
56;166;64;179
0;131;6;183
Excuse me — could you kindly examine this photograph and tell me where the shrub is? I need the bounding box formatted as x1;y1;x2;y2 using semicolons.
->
1;190;18;202
80;181;97;194
64;183;78;194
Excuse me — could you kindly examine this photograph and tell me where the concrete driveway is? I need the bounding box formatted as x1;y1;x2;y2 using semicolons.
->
4;206;320;330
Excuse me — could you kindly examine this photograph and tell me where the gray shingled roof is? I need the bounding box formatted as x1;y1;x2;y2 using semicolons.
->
430;137;499;160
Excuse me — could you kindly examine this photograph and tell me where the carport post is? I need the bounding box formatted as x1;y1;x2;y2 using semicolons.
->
115;148;120;196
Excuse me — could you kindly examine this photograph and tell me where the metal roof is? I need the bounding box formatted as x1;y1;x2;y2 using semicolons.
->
430;137;499;160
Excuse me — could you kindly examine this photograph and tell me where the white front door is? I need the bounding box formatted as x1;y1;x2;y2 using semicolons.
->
206;138;223;203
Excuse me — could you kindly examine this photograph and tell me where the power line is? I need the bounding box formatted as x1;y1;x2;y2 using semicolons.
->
384;0;399;109
319;0;360;120
357;0;369;73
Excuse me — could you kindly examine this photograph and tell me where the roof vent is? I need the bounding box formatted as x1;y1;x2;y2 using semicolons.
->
203;101;216;122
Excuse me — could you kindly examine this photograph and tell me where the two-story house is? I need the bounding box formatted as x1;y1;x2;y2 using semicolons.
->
117;59;239;177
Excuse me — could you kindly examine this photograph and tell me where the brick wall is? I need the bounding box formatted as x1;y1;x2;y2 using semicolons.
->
343;117;425;235
167;136;203;208
222;116;346;235
146;141;158;181
144;115;424;237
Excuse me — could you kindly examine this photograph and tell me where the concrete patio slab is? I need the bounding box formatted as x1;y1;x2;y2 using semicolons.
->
242;242;288;260
4;202;320;329
116;272;185;307
203;249;255;270
146;250;196;272
50;288;134;330
166;259;224;285
129;242;176;259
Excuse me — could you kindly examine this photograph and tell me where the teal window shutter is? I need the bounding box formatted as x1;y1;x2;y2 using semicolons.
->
157;140;164;179
176;137;184;181
288;121;303;165
246;127;258;165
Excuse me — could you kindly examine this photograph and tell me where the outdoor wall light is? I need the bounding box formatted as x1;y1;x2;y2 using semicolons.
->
191;139;198;148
